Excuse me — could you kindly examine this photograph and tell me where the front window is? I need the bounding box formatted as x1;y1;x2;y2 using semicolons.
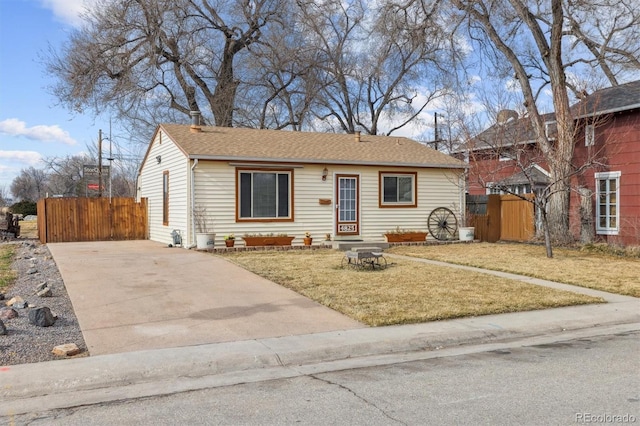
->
238;169;292;221
380;172;417;207
595;171;620;235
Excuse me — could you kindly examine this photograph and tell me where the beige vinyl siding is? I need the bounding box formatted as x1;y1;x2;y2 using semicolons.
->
192;162;336;246
138;130;190;245
170;159;463;247
357;166;464;241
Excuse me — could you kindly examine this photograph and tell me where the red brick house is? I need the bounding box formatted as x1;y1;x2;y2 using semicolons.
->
465;80;640;246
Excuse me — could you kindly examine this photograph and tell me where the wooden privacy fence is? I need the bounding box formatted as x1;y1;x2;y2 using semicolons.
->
37;197;148;243
467;194;535;242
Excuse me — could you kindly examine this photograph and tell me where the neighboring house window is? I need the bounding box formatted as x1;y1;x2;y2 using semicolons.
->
486;183;531;195
595;171;620;235
585;124;594;146
379;172;417;207
237;169;293;221
545;121;557;139
162;171;169;226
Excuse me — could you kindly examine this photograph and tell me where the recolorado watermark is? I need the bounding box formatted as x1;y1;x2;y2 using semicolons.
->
576;413;637;424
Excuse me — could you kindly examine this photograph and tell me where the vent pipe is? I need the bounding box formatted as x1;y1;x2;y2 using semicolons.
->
190;111;202;132
354;131;361;143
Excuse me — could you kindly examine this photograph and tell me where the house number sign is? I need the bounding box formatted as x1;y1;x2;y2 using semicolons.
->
338;224;357;233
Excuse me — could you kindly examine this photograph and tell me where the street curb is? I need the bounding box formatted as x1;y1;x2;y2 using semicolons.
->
2;299;639;412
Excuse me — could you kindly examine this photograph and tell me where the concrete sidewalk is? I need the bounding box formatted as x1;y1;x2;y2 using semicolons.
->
47;241;364;355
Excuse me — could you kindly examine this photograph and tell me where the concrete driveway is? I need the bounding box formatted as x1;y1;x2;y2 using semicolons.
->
47;241;364;356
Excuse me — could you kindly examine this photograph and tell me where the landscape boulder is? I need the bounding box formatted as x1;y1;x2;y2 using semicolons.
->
0;307;18;320
28;307;56;327
37;287;52;297
5;296;23;307
52;343;81;357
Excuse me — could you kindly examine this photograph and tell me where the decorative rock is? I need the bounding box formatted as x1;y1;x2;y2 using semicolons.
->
37;287;52;297
0;292;4;300
27;268;38;275
36;282;48;291
52;343;81;357
0;319;6;335
13;301;29;309
28;307;56;327
5;296;23;307
0;308;18;320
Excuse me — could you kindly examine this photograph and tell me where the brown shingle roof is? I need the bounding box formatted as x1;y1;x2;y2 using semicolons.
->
159;124;465;169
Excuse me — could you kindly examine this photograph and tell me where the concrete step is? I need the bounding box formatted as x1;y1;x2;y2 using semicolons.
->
332;240;390;251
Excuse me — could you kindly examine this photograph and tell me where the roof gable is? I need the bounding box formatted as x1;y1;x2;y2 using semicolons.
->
157;124;465;169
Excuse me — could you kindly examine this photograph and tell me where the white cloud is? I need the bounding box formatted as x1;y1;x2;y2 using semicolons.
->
39;0;98;27
0;151;43;166
0;118;77;146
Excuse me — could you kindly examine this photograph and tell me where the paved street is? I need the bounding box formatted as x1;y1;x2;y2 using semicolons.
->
6;331;639;425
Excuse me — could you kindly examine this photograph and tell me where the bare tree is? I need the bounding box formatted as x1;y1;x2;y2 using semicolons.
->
10;167;49;202
295;0;459;135
450;0;640;245
0;185;11;206
47;0;285;137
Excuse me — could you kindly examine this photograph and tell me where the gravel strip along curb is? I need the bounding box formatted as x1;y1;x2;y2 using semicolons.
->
1;240;88;366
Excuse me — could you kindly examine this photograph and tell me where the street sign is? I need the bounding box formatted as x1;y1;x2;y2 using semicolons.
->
83;165;110;177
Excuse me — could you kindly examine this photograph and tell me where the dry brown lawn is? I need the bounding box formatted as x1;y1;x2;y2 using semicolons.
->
388;243;640;298
220;249;603;326
0;245;16;291
18;220;38;239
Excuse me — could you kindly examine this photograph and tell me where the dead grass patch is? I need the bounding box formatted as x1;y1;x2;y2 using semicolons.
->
220;250;602;326
388;243;640;297
0;244;16;291
18;220;38;239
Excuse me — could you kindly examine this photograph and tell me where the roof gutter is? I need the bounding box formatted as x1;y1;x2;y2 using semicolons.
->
188;155;467;169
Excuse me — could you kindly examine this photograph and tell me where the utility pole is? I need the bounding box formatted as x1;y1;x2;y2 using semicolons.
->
98;129;103;198
434;112;439;151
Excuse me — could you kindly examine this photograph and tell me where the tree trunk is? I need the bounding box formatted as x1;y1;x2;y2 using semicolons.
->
212;40;239;127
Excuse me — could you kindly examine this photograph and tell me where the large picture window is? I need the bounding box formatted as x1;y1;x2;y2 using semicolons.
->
595;171;620;235
238;169;292;221
379;172;417;207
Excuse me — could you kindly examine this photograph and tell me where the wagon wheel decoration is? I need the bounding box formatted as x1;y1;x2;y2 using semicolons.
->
427;207;458;240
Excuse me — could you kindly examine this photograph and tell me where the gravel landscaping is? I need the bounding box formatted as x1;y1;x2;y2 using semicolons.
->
0;240;87;366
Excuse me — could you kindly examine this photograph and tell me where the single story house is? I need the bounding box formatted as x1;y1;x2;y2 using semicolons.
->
464;80;640;246
137;122;467;248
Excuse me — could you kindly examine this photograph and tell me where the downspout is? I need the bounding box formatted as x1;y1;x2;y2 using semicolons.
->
189;158;199;248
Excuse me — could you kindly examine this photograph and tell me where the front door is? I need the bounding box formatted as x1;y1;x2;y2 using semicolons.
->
336;174;359;236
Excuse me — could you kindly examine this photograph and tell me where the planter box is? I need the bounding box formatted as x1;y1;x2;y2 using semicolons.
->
242;236;295;247
384;232;427;243
196;233;216;249
458;227;475;241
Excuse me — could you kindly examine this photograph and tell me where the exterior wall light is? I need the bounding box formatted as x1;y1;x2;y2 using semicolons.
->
322;167;328;181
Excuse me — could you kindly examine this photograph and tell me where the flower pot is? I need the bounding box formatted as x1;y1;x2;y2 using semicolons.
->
303;237;312;246
196;233;216;249
225;239;235;247
458;227;475;241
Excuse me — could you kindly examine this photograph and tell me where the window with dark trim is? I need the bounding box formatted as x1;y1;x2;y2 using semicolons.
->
162;171;169;225
379;172;417;207
237;169;293;221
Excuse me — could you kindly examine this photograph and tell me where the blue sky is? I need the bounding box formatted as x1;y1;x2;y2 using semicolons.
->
0;0;105;191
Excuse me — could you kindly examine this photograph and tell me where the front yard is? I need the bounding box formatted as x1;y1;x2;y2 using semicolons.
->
220;247;605;326
388;243;640;298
